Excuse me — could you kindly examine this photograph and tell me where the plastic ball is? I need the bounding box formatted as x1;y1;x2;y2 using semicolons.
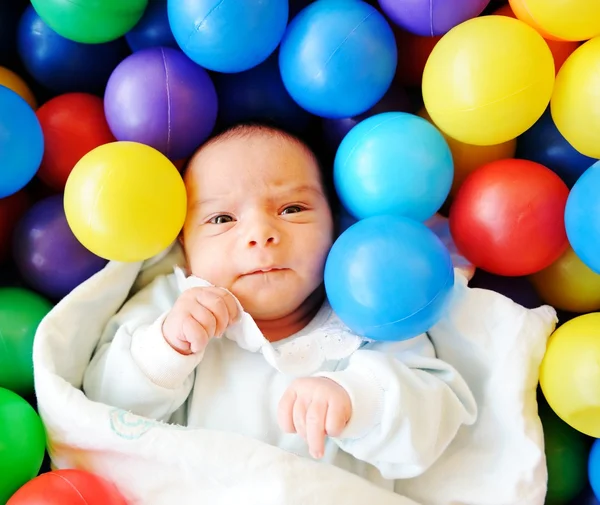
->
0;288;53;395
213;54;312;135
104;47;218;161
0;388;46;504
0;191;31;264
564;162;600;274
321;80;412;152
334;112;453;222
0;86;44;199
509;0;600;42
551;38;600;160
126;0;178;52
541;409;589;504
423;16;555;146
279;0;397;119
449;159;569;276
7;469;127;505
36;93;116;191
590;440;600;503
17;6;128;95
324;215;454;341
0;67;36;109
379;0;490;36
540;313;600;438
13;195;108;300
64;141;187;262
419;108;516;199
30;0;147;44
168;0;288;73
493;4;579;74
517;108;596;188
530;247;600;314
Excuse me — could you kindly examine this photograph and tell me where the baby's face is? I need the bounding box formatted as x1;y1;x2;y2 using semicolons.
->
182;133;334;320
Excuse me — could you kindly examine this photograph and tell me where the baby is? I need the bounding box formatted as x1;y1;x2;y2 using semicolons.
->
84;124;477;488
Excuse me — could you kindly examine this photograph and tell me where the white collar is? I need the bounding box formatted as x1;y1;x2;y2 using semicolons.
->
173;267;366;376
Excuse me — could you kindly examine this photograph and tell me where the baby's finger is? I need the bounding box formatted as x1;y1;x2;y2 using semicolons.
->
325;398;350;437
292;396;308;441
181;314;209;354
188;302;217;339
305;399;327;459
215;288;241;324
277;388;297;433
196;290;230;336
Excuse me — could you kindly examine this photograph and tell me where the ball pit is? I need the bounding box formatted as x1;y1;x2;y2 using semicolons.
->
168;0;288;73
7;469;127;505
30;0;148;44
104;47;218;161
279;0;397;118
0;288;53;396
36;93;116;191
423;15;555;146
449;159;569;276
0;86;43;199
325;215;454;341
0;388;46;504
64;142;187;262
379;0;490;36
334;112;453;222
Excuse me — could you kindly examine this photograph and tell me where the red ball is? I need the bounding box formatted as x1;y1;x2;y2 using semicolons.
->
36;93;116;191
7;469;128;505
449;159;569;276
0;191;31;263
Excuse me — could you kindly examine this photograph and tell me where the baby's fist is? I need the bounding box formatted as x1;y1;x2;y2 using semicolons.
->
277;377;352;459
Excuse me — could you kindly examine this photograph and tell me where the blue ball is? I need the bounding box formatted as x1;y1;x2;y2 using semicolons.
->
334;112;453;222
168;0;288;73
0;87;44;198
517;108;596;188
279;0;397;119
565;162;600;274
126;0;178;52
324;215;454;341
212;54;312;134
589;439;600;502
17;6;128;95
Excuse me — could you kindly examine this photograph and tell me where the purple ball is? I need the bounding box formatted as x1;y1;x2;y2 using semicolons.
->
321;82;412;151
378;0;491;36
104;47;218;160
12;195;107;299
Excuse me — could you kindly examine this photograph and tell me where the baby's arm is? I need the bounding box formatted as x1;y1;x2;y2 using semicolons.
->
83;275;204;422
318;335;478;479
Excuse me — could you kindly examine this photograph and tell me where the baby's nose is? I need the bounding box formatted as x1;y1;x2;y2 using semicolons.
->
246;221;280;247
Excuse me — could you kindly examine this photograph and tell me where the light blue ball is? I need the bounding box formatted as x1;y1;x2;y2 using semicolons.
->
0;86;44;199
334;112;453;222
168;0;288;73
279;0;397;118
324;215;454;341
565;161;600;274
589;439;600;502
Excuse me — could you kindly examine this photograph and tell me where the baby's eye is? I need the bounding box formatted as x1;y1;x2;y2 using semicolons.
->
209;214;234;224
281;205;304;215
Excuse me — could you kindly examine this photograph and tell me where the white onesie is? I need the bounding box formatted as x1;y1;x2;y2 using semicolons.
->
83;266;477;492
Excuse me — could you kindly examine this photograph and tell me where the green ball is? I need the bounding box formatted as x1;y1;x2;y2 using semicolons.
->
0;288;53;397
30;0;149;44
543;408;589;504
0;388;46;503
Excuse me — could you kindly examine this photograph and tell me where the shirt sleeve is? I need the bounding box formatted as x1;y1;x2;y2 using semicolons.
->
83;274;202;422
316;334;478;480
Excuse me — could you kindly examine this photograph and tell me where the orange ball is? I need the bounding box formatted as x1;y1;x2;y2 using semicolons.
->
494;4;579;73
0;67;37;110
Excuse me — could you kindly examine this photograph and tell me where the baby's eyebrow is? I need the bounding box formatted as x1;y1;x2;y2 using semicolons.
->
275;184;324;198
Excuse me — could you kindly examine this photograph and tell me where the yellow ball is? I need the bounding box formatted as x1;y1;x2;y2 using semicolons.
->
540;313;600;438
551;37;600;159
530;247;600;313
509;0;600;42
64;141;187;262
422;16;555;146
0;67;37;110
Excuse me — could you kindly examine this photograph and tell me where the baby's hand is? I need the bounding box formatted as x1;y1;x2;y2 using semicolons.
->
162;287;240;355
278;377;352;459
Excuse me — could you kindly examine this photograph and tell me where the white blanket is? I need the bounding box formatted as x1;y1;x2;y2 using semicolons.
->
33;243;557;505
